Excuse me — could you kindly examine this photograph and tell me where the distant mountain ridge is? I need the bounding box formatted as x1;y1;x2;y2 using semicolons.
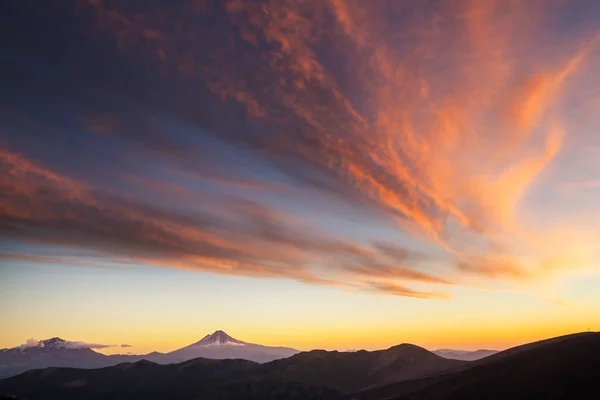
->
345;332;600;400
433;348;498;361
0;332;502;379
4;332;598;400
0;341;465;399
0;331;298;378
0;337;133;379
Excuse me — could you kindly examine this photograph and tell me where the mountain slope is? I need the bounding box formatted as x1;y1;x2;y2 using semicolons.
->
0;331;297;378
0;343;463;399
164;330;299;364
347;332;600;400
0;358;264;400
262;344;465;393
433;349;498;361
0;338;118;379
406;332;600;400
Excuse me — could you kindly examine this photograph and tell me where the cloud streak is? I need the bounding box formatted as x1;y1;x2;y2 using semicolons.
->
0;147;450;298
18;338;120;350
79;0;599;279
2;0;600;298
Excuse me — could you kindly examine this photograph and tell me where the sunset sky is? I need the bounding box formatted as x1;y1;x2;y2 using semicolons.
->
1;0;600;355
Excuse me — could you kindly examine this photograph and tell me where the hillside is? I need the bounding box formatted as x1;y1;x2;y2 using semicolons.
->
5;333;598;400
347;332;600;400
0;344;462;400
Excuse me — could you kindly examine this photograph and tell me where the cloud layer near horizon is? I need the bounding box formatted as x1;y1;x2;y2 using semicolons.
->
18;338;131;350
2;0;600;299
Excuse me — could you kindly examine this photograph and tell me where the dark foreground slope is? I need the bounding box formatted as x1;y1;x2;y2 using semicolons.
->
348;332;600;400
0;344;462;400
0;358;273;400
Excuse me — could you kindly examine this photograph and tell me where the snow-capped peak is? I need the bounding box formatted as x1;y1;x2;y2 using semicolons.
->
193;330;246;347
9;337;68;352
10;337;97;352
39;337;68;348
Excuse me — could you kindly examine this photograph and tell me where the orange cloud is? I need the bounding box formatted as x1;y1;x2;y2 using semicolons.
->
11;0;599;291
0;147;449;299
360;281;451;300
455;256;526;281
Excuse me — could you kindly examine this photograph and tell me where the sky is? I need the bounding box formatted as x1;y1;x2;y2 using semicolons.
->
1;0;600;355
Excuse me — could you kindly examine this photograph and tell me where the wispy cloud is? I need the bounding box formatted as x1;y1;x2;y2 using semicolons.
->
78;0;599;280
0;148;449;299
68;342;116;350
19;338;119;350
2;0;600;299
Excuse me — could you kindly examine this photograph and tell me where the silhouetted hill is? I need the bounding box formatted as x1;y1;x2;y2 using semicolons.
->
0;358;261;400
346;332;600;400
261;344;464;392
7;333;597;400
0;344;462;400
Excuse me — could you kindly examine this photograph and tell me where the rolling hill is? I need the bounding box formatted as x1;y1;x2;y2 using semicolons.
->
346;332;600;400
0;342;463;399
3;332;598;399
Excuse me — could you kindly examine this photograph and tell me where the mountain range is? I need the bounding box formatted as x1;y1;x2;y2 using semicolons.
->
346;331;600;400
0;331;298;379
0;331;503;379
0;340;464;399
1;332;598;400
0;337;136;379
